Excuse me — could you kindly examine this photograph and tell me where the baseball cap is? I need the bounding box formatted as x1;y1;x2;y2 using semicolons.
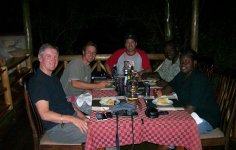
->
124;34;137;42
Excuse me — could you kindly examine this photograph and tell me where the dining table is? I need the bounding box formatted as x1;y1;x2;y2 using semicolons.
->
85;84;202;150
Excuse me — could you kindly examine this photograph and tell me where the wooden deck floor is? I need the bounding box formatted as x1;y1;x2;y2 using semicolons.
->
0;110;33;150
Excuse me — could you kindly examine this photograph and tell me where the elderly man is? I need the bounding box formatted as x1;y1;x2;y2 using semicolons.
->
105;34;152;76
28;43;87;143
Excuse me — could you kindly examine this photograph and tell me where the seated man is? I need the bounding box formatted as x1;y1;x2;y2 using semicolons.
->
28;43;87;143
60;41;109;115
155;40;180;82
105;34;152;76
156;49;220;134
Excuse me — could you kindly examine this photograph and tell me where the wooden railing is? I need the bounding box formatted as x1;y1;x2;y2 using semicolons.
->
0;54;32;111
32;53;165;75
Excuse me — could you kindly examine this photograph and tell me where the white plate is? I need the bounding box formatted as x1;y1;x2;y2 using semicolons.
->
99;97;120;106
152;98;173;106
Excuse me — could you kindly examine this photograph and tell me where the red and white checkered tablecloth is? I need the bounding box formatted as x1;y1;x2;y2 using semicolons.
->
86;89;202;150
91;88;118;98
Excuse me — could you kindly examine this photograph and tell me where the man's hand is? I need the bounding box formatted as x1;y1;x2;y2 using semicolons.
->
72;117;88;134
96;80;110;88
185;105;195;114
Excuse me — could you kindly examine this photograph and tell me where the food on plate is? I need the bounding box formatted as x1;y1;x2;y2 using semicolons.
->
100;97;119;106
107;99;115;105
157;97;169;105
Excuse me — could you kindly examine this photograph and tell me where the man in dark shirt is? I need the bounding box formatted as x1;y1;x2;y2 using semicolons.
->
28;43;87;143
156;49;220;134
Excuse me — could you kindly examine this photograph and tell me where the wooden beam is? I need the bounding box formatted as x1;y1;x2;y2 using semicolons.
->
1;66;13;110
191;0;199;52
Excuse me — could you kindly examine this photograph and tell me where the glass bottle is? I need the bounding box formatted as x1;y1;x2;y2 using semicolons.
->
111;65;117;79
124;68;128;87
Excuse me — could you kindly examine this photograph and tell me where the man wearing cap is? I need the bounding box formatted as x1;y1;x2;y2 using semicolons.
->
105;34;152;76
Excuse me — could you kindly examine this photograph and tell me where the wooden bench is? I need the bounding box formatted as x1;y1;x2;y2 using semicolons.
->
200;67;236;150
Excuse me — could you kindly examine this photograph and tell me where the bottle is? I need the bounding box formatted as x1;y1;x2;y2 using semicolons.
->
111;65;117;79
130;65;134;80
124;68;128;87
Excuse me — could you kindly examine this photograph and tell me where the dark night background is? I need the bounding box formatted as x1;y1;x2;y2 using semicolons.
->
0;0;235;69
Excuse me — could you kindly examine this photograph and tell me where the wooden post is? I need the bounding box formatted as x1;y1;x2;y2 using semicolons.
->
191;0;199;52
25;53;32;72
22;0;33;54
164;0;173;41
96;60;101;72
1;66;13;110
63;61;68;68
98;61;106;72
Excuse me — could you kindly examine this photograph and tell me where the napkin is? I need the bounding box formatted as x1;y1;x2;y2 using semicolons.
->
75;93;92;107
191;112;203;124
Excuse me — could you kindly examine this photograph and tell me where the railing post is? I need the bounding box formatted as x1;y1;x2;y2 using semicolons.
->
63;61;68;68
1;66;13;110
26;53;32;72
97;60;102;72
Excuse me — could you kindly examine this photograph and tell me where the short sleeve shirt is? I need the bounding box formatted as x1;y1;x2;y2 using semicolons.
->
105;48;151;75
28;69;74;130
157;58;180;82
170;69;220;128
60;58;92;96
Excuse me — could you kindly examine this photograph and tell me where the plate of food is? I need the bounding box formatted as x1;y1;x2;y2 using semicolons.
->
152;97;173;106
99;97;120;106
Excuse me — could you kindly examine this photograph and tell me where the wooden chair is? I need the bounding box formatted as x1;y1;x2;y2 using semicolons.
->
23;73;84;150
197;56;214;79
200;70;236;150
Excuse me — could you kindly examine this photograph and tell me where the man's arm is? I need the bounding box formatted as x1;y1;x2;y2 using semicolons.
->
138;68;152;75
35;100;88;133
185;105;195;114
71;80;109;90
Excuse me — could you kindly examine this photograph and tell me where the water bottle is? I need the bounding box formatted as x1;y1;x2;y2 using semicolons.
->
124;69;128;87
